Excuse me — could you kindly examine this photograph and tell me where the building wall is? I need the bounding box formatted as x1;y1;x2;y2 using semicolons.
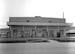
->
10;25;67;38
7;16;71;38
0;28;9;37
9;17;65;23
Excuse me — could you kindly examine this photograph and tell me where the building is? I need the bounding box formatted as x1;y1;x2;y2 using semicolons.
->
7;16;72;38
66;27;75;37
0;28;9;37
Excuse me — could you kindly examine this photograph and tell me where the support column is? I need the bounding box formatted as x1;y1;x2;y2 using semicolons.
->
54;30;56;37
10;26;12;37
58;26;60;32
64;30;66;37
57;26;60;37
35;26;37;37
63;27;67;37
47;26;49;37
23;26;24;37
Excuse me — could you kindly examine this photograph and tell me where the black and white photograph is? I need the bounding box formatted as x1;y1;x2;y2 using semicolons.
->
0;0;75;54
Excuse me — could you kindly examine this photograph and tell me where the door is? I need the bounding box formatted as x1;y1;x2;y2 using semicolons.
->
60;30;64;37
37;29;42;37
13;29;17;37
24;30;30;37
31;29;36;37
17;30;23;37
48;30;54;37
42;29;48;37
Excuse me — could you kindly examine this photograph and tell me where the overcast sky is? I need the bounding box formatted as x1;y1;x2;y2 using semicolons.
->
0;0;75;28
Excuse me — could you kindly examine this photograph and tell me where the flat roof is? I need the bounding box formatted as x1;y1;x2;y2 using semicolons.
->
7;22;72;26
10;16;65;20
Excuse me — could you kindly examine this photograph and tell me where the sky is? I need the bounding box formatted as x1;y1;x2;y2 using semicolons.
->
0;0;75;28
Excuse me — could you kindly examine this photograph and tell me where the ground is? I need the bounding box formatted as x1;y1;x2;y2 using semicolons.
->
0;40;75;54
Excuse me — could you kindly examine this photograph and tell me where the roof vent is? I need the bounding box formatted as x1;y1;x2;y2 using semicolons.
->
35;16;41;18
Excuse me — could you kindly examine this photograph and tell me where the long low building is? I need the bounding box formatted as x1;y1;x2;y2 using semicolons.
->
0;28;9;37
7;16;72;38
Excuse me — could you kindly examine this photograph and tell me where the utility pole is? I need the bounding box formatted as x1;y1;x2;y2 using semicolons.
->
63;12;64;19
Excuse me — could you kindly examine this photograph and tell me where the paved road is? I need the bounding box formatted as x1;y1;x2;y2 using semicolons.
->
0;40;75;54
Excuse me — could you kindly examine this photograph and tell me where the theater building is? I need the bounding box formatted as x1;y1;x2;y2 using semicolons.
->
7;16;72;38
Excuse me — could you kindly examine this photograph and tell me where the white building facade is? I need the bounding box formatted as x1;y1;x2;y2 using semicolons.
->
7;16;72;38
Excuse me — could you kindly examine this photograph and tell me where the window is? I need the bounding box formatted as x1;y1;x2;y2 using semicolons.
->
24;30;30;37
60;30;64;35
17;30;23;37
13;30;17;36
39;30;42;33
26;20;30;22
37;29;42;37
42;29;48;37
31;30;36;37
49;21;52;23
49;30;54;37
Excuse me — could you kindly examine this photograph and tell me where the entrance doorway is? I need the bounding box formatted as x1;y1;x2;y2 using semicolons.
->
48;30;54;37
42;29;48;37
37;29;48;37
24;30;30;37
31;29;36;37
37;29;42;37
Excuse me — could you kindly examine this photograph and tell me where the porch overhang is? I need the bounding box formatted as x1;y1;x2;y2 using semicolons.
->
7;22;73;26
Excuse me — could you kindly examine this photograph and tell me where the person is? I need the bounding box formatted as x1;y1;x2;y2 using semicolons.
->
31;30;36;37
57;32;60;38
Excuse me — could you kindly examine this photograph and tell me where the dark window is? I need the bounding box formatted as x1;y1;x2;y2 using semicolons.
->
49;21;52;23
26;20;30;22
24;30;30;37
13;30;17;36
31;30;36;37
17;30;23;37
39;30;42;33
